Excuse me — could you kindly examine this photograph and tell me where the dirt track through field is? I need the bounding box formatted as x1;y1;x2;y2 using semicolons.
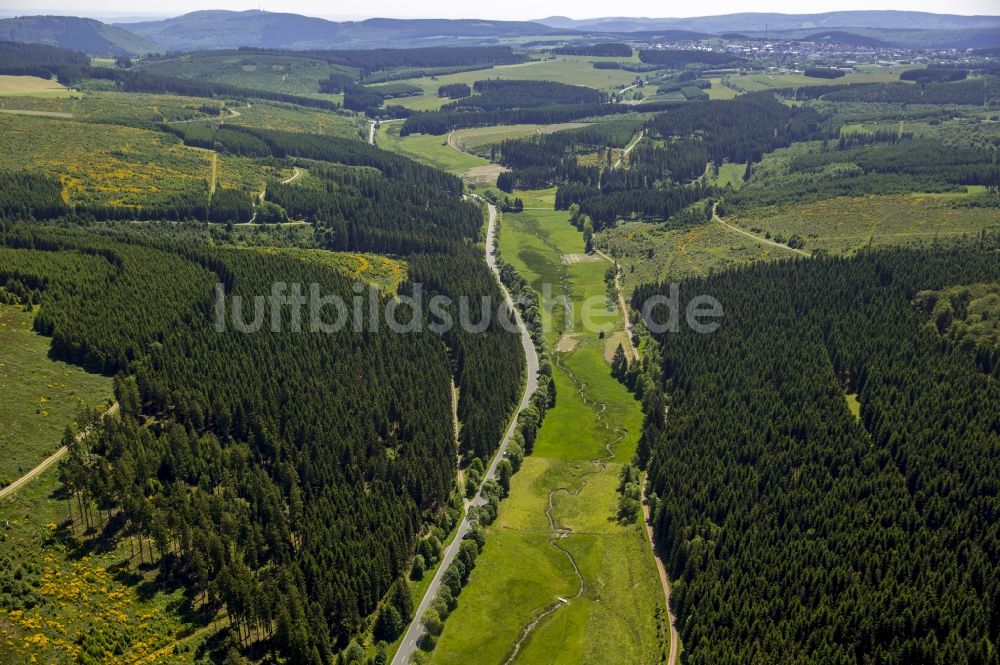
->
0;403;119;500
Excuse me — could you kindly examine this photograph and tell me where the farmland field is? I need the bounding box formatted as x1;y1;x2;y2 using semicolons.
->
429;189;667;665
721;65;918;93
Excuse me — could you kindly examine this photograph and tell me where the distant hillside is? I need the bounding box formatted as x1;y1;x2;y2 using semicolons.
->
536;11;1000;33
798;31;890;48
118;10;565;51
0;15;160;55
753;26;1000;50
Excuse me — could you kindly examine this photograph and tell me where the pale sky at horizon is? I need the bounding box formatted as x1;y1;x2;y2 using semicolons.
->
3;1;999;22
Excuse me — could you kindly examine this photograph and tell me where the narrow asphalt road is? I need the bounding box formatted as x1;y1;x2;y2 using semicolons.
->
391;202;539;665
0;402;119;501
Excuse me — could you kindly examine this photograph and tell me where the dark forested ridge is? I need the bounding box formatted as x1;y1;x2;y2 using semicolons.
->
633;238;1000;664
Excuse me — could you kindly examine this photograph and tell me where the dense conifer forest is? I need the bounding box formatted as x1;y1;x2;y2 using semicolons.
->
0;115;524;661
633;237;1000;664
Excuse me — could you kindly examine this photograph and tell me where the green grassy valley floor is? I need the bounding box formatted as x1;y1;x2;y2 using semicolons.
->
429;190;668;665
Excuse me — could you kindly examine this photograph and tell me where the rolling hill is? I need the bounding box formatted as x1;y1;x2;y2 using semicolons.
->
118;10;566;51
536;11;1000;33
0;15;160;55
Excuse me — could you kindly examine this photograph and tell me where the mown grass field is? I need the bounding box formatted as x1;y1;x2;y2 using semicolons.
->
0;305;112;489
429;189;666;665
387;57;639;111
728;192;1000;255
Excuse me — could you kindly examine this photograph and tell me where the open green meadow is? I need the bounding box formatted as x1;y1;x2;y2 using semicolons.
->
706;161;746;189
0;305;112;489
0;89;361;137
450;123;588;154
705;78;739;100
0;90;223;123
429;189;666;665
376;122;489;175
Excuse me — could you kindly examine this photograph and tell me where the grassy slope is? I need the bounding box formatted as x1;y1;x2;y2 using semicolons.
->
0;475;214;664
429;189;664;665
597;220;782;296
0;305;112;488
376;122;488;174
0;75;66;95
137;53;355;100
247;247;407;294
729;192;1000;255
0;305;211;664
0;113;212;209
